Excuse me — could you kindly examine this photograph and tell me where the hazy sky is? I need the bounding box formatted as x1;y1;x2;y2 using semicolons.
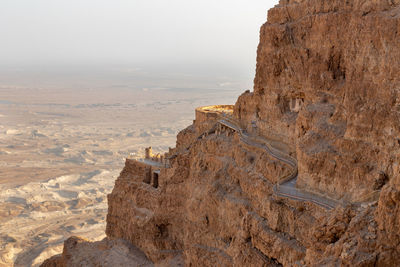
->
0;1;277;71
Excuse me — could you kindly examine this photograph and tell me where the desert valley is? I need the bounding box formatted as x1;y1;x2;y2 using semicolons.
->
0;67;243;266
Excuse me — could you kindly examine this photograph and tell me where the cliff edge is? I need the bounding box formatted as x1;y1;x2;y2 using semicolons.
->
41;0;400;266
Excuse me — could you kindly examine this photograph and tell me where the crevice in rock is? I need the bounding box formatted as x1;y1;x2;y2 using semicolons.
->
327;47;346;80
373;171;389;190
156;224;169;239
252;246;283;266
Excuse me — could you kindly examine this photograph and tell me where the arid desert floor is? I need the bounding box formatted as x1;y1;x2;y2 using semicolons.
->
0;66;244;266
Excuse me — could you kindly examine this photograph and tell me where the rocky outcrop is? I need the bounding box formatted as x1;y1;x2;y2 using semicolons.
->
42;0;400;266
103;106;395;266
235;0;400;204
40;237;154;267
106;123;304;266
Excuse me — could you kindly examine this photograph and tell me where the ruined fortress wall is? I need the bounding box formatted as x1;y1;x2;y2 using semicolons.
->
106;158;186;262
194;105;233;133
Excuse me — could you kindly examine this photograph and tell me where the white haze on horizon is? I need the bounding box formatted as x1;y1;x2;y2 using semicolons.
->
0;0;278;78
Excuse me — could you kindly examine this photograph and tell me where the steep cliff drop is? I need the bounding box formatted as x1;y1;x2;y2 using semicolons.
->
42;0;400;266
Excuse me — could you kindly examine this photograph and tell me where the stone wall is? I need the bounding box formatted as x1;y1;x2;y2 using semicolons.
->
194;105;233;133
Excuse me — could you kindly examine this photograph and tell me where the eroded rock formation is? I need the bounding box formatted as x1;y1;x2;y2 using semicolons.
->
235;0;400;204
42;0;400;266
40;237;153;267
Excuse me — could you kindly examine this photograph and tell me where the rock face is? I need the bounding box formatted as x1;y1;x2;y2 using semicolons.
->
40;237;154;267
104;106;388;266
42;0;400;266
235;0;400;203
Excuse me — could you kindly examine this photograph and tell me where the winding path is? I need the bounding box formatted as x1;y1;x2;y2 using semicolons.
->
137;158;170;168
143;110;340;210
217;116;339;210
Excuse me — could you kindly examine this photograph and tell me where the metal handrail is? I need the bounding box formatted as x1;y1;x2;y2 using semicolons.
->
216;114;340;210
141;110;340;209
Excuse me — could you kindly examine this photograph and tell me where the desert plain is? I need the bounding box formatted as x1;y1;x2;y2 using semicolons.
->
0;66;244;266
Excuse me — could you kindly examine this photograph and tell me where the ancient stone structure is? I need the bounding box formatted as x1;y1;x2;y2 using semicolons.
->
194;105;234;133
145;147;153;159
42;1;400;266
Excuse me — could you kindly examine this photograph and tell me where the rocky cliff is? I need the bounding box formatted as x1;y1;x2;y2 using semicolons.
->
41;0;400;266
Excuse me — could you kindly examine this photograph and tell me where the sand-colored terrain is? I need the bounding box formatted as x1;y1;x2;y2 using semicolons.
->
0;170;119;266
0;68;243;266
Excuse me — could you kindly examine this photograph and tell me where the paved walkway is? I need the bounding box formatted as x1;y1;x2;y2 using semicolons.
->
138;113;340;210
274;179;338;210
218;117;339;210
137;158;166;168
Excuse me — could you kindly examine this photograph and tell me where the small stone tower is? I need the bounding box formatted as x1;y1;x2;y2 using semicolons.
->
145;147;152;159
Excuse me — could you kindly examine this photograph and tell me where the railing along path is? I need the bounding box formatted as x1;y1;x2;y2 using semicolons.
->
216;114;339;210
155;111;340;210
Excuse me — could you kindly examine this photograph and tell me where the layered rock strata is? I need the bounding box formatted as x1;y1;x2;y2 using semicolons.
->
235;0;400;204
